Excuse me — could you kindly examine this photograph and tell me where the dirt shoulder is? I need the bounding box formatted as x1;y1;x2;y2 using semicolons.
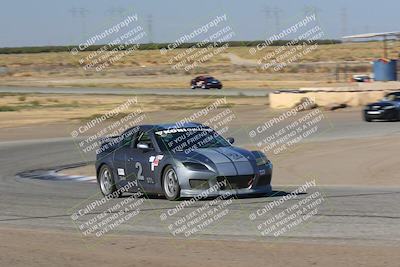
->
0;226;398;267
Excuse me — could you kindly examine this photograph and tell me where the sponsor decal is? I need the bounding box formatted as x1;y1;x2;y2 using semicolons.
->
146;177;155;184
149;155;164;171
117;168;125;176
226;152;243;161
155;127;213;136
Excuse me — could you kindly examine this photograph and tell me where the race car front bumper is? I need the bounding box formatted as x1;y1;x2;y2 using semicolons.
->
364;109;399;121
177;162;273;198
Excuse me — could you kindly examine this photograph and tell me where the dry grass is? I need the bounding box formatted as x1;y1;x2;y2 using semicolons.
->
0;42;398;89
0;93;267;128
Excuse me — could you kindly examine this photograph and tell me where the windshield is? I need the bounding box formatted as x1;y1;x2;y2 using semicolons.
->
154;127;230;153
385;94;400;102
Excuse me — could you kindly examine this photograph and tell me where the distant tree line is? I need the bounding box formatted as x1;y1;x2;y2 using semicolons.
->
0;40;341;54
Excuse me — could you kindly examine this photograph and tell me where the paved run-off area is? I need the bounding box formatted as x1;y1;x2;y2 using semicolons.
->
0;105;399;266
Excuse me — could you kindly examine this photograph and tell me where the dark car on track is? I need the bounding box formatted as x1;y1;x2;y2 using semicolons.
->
95;123;272;200
190;76;222;89
363;92;400;122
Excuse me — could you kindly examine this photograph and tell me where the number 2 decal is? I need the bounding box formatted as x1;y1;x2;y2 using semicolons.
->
135;162;145;181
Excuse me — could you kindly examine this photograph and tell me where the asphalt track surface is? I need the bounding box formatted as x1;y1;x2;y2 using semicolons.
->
0;86;272;96
1;113;400;244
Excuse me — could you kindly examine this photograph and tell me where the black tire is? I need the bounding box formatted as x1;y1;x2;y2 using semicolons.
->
162;166;181;201
201;84;206;89
191;85;196;89
98;165;121;198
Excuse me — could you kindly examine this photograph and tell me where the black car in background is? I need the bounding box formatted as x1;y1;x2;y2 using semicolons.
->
191;76;222;89
363;92;400;122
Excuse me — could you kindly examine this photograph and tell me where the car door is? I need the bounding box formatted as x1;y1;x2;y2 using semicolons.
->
112;130;138;189
125;129;158;192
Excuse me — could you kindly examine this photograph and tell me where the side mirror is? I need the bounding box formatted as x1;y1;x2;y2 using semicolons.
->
137;142;150;150
227;137;235;144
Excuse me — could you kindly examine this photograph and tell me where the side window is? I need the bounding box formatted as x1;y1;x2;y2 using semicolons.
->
120;129;137;148
136;131;154;148
387;94;395;101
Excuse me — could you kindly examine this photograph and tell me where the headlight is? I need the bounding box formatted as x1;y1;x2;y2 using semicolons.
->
183;162;209;171
383;106;396;110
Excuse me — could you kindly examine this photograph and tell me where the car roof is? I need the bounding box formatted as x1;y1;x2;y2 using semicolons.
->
386;92;400;96
138;122;205;132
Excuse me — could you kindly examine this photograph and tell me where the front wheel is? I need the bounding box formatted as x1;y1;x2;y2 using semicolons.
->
162;166;181;200
98;165;121;198
363;115;372;122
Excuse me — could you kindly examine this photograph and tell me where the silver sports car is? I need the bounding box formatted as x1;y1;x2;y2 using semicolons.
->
95;123;273;200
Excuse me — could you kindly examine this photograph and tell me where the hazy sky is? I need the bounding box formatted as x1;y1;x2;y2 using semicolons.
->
1;0;398;47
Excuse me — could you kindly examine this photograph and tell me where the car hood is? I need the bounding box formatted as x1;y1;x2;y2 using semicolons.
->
179;146;255;176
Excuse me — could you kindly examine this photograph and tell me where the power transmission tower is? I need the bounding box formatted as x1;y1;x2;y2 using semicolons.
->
263;6;272;36
106;7;125;18
272;7;283;33
340;8;348;37
147;14;154;43
303;5;321;19
69;7;89;41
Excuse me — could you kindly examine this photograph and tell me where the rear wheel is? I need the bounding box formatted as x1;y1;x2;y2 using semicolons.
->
162;166;180;201
98;165;121;197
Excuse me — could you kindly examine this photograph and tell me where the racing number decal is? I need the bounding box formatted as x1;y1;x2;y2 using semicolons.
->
134;161;155;184
135;162;145;181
